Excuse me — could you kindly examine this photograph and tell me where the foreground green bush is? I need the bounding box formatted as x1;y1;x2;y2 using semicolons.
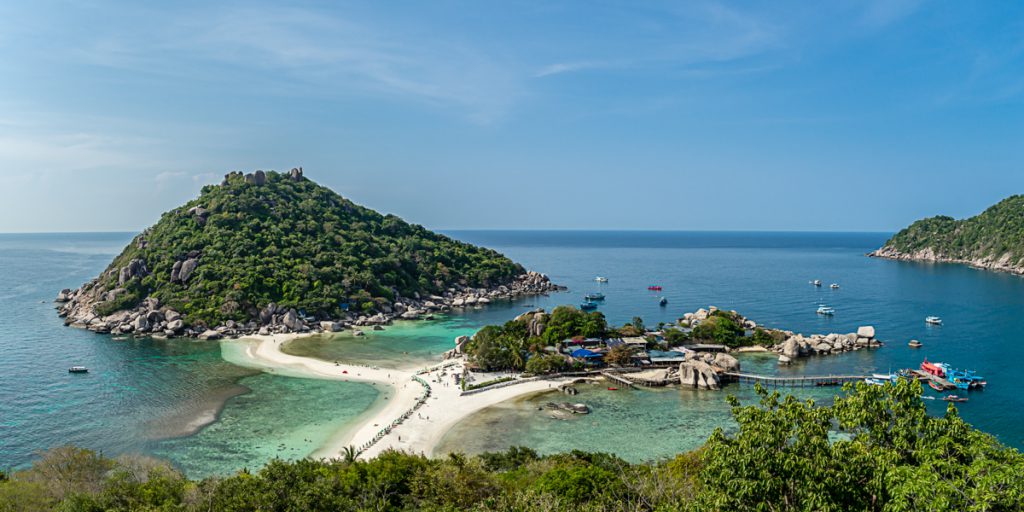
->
3;379;1022;511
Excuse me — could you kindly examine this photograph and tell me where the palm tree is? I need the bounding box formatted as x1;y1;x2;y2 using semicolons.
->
342;446;357;464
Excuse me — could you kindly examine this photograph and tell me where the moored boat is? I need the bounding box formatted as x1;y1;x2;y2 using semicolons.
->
810;279;822;286
921;358;945;378
928;380;944;392
816;304;835;315
908;339;922;348
68;366;88;373
941;395;968;403
830;283;839;289
659;297;668;307
864;377;886;386
595;276;608;283
580;301;598;311
925;316;942;325
647;285;662;291
584;293;605;301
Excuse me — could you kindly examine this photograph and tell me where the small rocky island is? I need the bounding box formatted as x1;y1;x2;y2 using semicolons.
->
56;168;562;339
451;305;882;392
870;194;1024;275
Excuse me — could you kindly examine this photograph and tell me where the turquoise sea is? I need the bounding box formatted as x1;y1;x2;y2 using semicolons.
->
2;231;1022;475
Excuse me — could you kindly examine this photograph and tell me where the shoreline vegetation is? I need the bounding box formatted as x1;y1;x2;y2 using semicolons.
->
4;379;1022;511
53;168;564;340
870;194;1024;276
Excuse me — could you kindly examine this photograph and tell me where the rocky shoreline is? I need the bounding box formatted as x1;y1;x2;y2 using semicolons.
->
869;246;1024;276
55;271;565;340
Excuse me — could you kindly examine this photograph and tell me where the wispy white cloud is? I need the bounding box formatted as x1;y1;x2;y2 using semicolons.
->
73;5;522;124
533;1;784;80
860;0;923;28
535;61;614;78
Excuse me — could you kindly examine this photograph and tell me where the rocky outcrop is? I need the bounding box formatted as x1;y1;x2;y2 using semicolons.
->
679;360;721;390
187;206;210;226
870;246;1024;276
244;170;267;186
514;308;548;337
770;327;881;361
118;259;148;286
170;258;199;284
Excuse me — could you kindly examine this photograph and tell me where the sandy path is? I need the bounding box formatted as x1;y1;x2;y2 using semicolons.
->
232;334;570;461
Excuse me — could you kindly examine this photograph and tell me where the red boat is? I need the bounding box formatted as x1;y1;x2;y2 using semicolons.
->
647;286;662;291
921;358;945;378
607;387;619;391
928;381;943;392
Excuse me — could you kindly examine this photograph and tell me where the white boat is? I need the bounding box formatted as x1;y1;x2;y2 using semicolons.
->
925;316;942;325
810;279;822;287
871;373;897;382
816;304;835;315
594;276;608;283
864;377;886;386
68;366;88;373
830;283;839;289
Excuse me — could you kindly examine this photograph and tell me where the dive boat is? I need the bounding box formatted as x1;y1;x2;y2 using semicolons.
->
816;304;835;316
580;301;598;311
647;285;662;291
908;339;923;348
584;293;605;301
810;279;822;287
921;358;945;378
830;283;840;289
595;276;608;283
941;395;968;403
925;316;942;325
68;366;88;373
659;297;668;307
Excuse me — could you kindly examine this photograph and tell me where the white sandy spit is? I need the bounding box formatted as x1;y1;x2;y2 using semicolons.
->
228;334;573;461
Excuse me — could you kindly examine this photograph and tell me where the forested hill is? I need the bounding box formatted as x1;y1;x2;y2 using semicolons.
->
871;195;1024;274
57;168;545;332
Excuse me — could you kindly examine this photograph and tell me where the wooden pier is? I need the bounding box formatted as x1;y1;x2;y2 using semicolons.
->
600;371;639;389
907;369;957;390
723;372;869;388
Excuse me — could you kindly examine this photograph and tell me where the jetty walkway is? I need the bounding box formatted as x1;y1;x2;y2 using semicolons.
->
723;372;868;388
600;371;639;389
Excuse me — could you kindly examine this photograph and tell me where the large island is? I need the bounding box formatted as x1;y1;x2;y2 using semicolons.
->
55;168;561;339
871;194;1024;275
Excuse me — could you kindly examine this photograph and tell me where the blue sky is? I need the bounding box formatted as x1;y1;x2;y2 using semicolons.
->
1;1;1023;232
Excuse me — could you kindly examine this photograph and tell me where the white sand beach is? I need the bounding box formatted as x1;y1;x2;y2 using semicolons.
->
230;334;572;461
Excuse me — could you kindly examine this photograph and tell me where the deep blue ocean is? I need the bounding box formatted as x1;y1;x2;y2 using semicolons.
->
2;231;1022;474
